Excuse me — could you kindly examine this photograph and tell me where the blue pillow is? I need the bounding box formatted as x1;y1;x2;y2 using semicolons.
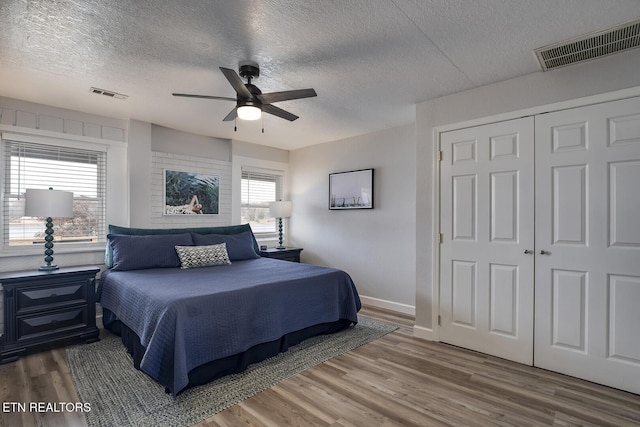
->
191;231;260;261
108;233;193;270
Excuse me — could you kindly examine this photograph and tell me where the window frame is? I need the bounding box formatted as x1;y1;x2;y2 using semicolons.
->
0;130;112;257
232;156;289;242
241;168;285;239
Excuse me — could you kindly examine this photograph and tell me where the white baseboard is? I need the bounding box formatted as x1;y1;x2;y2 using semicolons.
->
413;324;438;341
359;295;415;316
359;296;438;342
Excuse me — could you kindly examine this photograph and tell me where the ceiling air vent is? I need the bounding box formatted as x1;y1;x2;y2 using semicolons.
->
535;18;640;71
90;87;128;100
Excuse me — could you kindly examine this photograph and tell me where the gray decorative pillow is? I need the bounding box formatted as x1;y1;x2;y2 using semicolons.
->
175;243;231;269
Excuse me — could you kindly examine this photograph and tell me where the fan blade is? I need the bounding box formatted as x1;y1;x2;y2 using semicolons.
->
172;93;236;101
219;67;253;99
257;88;317;104
223;107;237;121
262;104;299;121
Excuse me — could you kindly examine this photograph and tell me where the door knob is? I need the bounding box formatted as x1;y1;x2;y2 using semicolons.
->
523;249;533;254
539;250;550;255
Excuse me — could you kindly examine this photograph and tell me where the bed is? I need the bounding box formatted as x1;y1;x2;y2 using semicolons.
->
98;224;361;396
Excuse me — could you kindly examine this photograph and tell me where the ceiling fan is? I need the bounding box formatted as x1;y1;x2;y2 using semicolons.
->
172;64;317;122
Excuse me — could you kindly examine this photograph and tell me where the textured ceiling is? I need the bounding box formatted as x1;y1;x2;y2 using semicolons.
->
1;0;639;150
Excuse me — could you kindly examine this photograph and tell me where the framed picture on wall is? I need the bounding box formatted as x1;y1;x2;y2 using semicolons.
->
329;168;374;210
164;169;219;215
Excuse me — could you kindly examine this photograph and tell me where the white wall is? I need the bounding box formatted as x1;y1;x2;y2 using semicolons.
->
289;124;416;314
232;139;289;164
128;120;152;227
151;125;230;162
415;48;640;335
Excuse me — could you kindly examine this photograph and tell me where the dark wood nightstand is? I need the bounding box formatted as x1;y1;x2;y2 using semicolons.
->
260;247;303;263
0;266;100;363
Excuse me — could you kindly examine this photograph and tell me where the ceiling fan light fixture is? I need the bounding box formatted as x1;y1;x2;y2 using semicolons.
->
237;105;262;121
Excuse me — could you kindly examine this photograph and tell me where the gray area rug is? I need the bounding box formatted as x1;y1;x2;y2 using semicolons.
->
67;316;397;427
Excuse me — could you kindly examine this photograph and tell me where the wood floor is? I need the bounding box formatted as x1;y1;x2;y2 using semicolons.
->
1;306;639;427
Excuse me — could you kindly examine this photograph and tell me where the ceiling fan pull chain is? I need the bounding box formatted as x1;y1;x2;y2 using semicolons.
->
262;115;264;133
234;117;237;132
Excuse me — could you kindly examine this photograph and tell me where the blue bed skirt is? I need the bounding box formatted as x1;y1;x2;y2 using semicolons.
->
102;307;353;394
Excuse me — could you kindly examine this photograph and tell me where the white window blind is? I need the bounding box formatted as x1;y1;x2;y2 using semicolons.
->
2;140;106;247
241;168;284;236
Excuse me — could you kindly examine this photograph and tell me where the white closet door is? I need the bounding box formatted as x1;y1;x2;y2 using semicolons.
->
440;117;535;364
534;96;640;394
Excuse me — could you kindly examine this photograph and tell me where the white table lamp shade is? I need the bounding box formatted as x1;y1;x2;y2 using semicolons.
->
25;188;74;218
269;201;292;218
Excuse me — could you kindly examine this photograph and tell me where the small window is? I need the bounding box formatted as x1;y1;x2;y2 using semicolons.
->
2;140;106;247
241;168;284;237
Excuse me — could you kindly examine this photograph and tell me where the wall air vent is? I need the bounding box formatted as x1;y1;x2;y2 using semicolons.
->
535;18;640;71
90;87;128;100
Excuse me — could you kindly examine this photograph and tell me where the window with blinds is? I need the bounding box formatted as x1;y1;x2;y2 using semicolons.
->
241;169;284;236
2;140;106;247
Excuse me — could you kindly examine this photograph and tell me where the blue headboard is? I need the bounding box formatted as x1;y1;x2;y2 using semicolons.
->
105;223;259;267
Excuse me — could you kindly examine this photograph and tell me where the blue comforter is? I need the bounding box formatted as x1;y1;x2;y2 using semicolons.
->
98;258;361;395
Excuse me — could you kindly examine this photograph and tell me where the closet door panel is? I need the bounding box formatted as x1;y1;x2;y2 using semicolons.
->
609;160;640;248
551;269;587;351
535;96;640;395
608;274;640;363
491;171;519;242
552;165;587;246
440;117;534;364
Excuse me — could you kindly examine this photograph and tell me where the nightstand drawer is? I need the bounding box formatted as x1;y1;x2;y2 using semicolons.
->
17;282;87;314
17;307;88;342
